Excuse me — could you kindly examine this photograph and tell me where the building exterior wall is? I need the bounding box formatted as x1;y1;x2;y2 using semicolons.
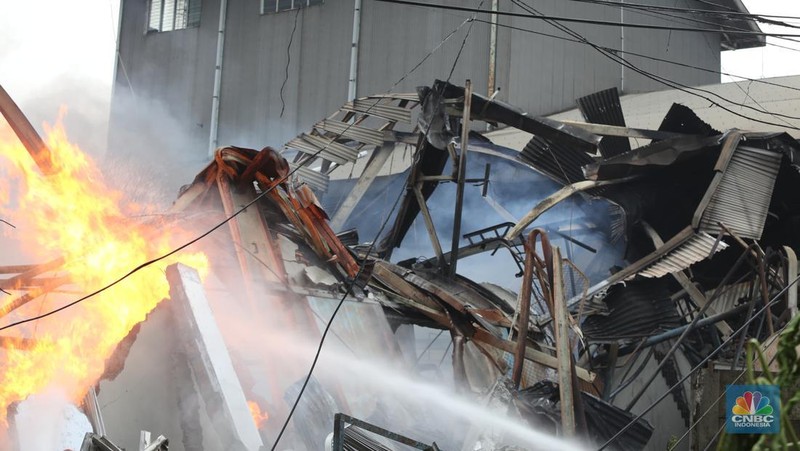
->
109;0;723;172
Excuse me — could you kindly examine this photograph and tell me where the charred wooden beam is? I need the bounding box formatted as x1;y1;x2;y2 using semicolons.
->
0;258;65;291
0;84;55;175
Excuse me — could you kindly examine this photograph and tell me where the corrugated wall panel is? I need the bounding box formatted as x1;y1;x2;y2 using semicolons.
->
698;146;782;239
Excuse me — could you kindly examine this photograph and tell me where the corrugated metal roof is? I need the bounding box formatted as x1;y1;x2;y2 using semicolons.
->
698;146;782;240
542;76;800;139
582;280;681;343
629;232;729;280
704;281;751;315
287;134;359;165
517;380;654;450
342;99;413;124
290;163;330;192
316;119;385;146
518;135;593;184
577;88;631;158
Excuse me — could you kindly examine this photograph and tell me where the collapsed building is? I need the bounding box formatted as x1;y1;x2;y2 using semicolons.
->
1;77;800;451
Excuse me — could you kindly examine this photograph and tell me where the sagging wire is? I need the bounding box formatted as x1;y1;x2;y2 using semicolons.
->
279;7;301;118
269;169;405;450
371;0;800;38
270;7;484;448
466;17;800;94
0;1;475;334
0;16;476;336
508;0;800;129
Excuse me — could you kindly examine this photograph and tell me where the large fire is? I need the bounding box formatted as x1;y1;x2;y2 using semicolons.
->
0;116;207;425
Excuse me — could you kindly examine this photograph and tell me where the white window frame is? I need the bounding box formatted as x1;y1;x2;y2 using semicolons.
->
147;0;201;33
260;0;323;15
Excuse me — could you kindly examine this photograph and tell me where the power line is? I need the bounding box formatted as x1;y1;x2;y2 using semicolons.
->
618;3;800;47
269;185;405;450
269;12;483;449
0;15;475;335
505;0;800;129
559;0;800;25
371;0;800;37
467;16;800;94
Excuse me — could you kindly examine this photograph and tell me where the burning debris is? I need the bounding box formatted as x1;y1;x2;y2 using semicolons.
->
1;77;800;451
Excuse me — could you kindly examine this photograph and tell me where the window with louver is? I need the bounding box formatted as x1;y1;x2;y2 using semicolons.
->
147;0;201;33
261;0;323;15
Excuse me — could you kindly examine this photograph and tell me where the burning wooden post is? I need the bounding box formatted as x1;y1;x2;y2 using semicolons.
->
0;84;55;175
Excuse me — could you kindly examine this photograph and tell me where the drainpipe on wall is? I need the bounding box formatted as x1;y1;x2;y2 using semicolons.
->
208;0;228;158
486;0;498;131
620;0;625;93
348;0;362;102
487;0;498;97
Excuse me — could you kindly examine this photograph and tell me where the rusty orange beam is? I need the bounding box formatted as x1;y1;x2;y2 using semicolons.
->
0;84;55;175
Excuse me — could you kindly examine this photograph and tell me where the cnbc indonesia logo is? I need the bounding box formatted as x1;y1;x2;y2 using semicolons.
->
726;385;780;434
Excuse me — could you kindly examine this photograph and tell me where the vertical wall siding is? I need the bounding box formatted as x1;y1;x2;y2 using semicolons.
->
111;0;726;162
358;0;490;98
109;0;216;162
621;0;720;93
505;0;622;117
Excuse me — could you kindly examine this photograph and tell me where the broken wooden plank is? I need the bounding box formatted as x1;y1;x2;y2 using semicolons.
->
0;84;55;175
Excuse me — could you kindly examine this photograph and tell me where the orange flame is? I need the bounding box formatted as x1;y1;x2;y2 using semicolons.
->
248;400;269;429
0;115;207;425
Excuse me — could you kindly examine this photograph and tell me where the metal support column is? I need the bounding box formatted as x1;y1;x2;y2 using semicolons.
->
449;80;472;277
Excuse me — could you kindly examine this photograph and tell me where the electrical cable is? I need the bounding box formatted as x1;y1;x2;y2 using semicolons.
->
597;271;800;449
467;17;800;94
0;16;475;335
269;9;483;448
371;0;800;37
269;182;404;450
279;7;301;118
415;330;445;365
507;0;800;129
616;4;800;48
558;0;800;27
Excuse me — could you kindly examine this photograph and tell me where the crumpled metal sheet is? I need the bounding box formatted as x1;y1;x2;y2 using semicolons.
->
581;280;681;343
515;380;653;451
626;232;728;280
519;135;593;184
576;87;631;158
697;146;782;240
